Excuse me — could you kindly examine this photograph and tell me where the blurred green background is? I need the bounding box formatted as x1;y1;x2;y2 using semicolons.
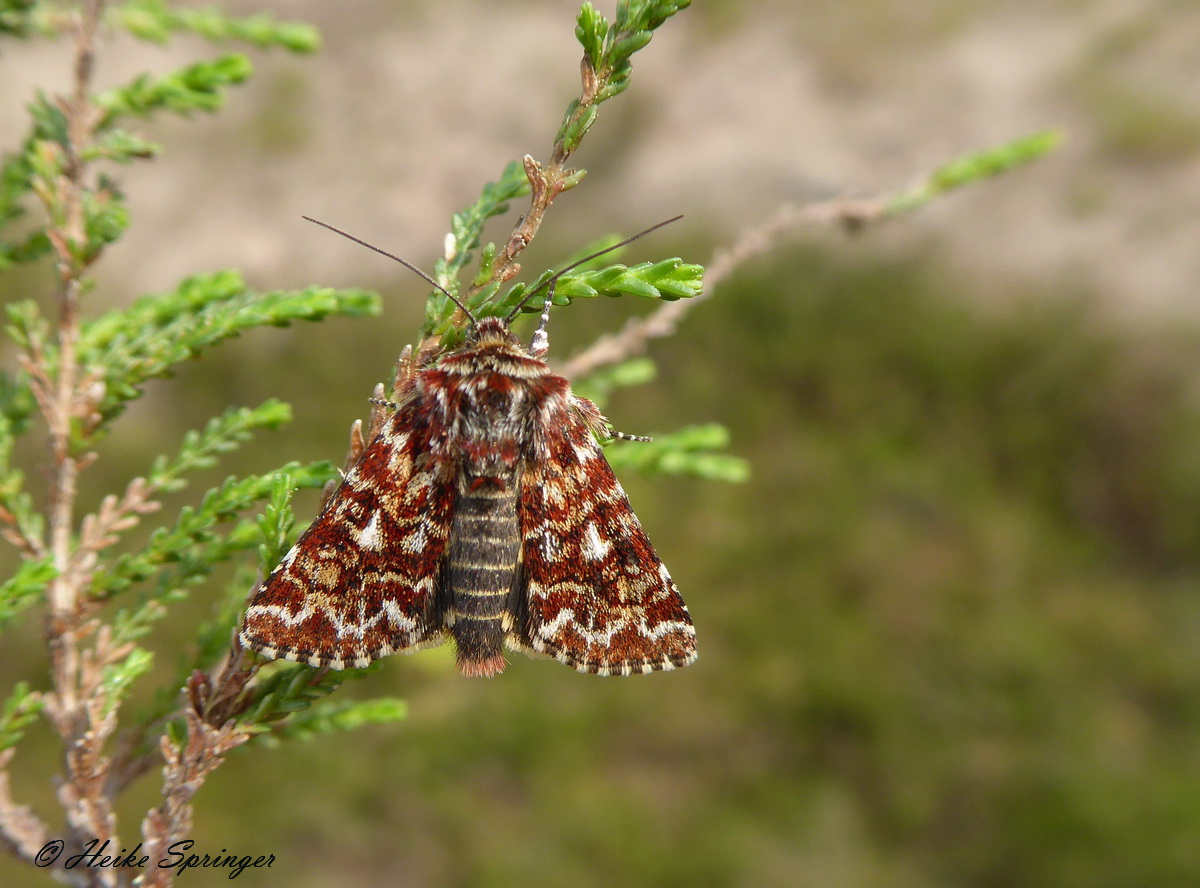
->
4;1;1200;886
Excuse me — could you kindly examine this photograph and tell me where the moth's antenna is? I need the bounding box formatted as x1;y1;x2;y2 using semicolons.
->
505;214;683;325
505;215;684;355
302;216;478;327
501;214;681;328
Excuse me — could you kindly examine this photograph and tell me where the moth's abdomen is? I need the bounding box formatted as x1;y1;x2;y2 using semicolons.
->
447;476;521;677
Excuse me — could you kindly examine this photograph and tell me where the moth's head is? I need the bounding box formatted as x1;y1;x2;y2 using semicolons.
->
468;316;521;349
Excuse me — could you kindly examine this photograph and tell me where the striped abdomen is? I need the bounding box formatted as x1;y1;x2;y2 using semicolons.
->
446;475;520;677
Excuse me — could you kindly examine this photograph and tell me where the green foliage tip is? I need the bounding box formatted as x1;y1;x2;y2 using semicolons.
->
114;0;320;52
605;423;749;483
81;271;377;420
0;682;43;752
574;0;692;103
888;129;1065;215
96;53;255;122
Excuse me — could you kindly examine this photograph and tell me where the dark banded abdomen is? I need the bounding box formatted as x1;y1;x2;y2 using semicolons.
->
446;475;521;676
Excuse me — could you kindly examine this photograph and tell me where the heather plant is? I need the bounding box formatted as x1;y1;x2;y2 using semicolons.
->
0;1;1056;885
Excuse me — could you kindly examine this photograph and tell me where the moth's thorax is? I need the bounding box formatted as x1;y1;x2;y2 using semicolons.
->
410;321;574;475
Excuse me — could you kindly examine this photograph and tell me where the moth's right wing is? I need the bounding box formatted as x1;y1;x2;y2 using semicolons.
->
510;400;696;676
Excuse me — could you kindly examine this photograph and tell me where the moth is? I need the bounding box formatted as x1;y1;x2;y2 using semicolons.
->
239;221;697;677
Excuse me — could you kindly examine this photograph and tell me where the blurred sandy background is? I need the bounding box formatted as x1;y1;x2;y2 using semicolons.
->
4;1;1200;886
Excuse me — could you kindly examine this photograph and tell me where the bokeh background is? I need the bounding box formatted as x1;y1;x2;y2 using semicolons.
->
4;0;1200;886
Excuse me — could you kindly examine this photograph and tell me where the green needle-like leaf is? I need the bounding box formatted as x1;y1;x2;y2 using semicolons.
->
95;53;255;122
264;697;408;744
0;559;57;632
113;0;320;52
92;462;336;605
426;160;531;336
81;272;378;419
887;130;1065;215
605;423;749;483
0;682;43;752
239;662;385;737
570;357;657;407
495;257;703;318
147;400;294;495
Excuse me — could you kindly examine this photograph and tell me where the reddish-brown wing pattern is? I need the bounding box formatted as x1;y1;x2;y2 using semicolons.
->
513;404;696;675
239;317;696;677
239;402;453;669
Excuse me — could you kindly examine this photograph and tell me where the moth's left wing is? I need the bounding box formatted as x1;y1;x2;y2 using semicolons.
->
510;401;696;675
240;408;453;669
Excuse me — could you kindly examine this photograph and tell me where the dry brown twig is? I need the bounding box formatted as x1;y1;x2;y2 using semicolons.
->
139;710;248;888
437;55;604;334
19;4;141;884
470;59;602;295
0;750;52;866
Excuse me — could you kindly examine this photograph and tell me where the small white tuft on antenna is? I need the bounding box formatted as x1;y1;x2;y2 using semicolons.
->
529;279;555;356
